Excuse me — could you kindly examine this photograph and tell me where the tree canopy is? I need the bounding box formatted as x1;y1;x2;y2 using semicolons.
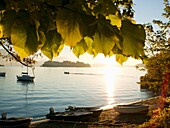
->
0;0;146;64
139;0;170;95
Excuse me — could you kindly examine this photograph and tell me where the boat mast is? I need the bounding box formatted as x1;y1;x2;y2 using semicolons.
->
27;63;28;74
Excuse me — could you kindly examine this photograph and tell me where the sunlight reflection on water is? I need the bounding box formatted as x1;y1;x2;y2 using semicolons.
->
0;66;153;119
103;67;117;105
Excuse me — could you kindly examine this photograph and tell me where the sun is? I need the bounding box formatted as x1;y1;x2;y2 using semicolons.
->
92;54;119;66
88;54;142;66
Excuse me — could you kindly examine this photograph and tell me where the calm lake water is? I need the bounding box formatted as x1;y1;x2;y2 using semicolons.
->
0;66;153;119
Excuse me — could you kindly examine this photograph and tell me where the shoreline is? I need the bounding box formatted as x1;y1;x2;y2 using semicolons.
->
30;96;157;122
100;96;159;110
30;96;160;128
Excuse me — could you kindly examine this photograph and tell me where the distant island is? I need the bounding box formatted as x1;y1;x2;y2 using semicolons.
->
41;61;91;67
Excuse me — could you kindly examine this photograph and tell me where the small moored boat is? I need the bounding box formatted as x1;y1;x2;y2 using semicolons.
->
17;72;34;82
114;104;149;114
17;67;35;82
46;107;93;122
64;71;70;74
0;113;32;128
0;72;6;77
65;106;103;117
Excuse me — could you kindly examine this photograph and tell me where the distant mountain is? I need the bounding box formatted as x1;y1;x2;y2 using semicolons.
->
41;61;91;67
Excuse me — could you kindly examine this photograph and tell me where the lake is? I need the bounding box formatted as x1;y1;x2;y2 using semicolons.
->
0;66;153;119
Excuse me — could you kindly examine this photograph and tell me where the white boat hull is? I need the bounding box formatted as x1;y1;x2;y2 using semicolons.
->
114;104;149;114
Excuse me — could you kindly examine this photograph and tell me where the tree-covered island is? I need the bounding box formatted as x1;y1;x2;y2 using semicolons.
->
41;61;91;67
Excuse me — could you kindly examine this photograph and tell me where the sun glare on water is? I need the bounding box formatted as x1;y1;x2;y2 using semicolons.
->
102;67;119;105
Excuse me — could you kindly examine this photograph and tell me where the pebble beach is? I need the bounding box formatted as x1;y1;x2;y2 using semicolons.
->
30;96;160;128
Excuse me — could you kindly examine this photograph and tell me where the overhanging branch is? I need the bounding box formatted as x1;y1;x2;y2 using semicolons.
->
0;38;31;67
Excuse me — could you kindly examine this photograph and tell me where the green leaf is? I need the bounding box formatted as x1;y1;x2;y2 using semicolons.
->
73;39;88;58
93;15;122;56
11;20;28;58
34;20;46;48
121;19;146;58
56;7;83;47
115;54;128;65
0;10;16;37
11;10;39;58
111;44;122;55
41;30;64;60
84;36;93;47
0;25;3;38
26;25;39;53
37;29;46;49
11;23;39;58
83;36;98;57
39;15;56;34
79;15;96;37
106;14;121;28
87;48;98;57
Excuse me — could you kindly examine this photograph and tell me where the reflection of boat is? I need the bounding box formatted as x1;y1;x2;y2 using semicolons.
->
0;72;6;77
114;104;149;114
64;71;69;74
46;107;93;122
17;67;35;82
65;106;103;117
0;113;32;128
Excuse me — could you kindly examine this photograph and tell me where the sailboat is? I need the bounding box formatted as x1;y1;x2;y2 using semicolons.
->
17;66;35;82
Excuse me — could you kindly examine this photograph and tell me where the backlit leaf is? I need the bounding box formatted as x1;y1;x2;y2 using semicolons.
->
106;14;121;28
11;21;28;58
115;54;128;65
87;48;98;57
73;39;88;58
121;19;146;58
11;10;39;58
11;23;39;58
34;20;46;49
25;25;39;54
93;15;122;56
37;30;46;49
111;44;122;55
78;15;96;37
39;15;56;34
41;30;64;60
0;25;3;38
0;10;16;37
84;36;98;57
56;6;83;47
84;36;93;47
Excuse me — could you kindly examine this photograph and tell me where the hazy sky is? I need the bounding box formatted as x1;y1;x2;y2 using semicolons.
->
53;0;167;66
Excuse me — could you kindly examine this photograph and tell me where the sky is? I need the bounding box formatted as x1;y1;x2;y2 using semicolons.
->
51;0;167;66
0;0;168;66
